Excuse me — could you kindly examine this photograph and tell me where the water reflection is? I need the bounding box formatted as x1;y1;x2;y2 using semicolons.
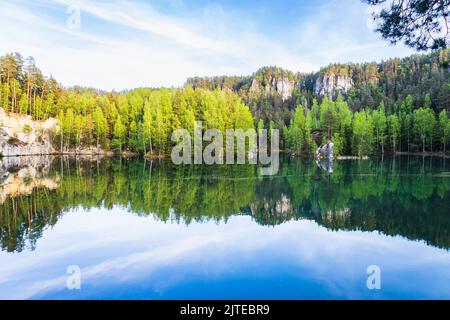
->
316;158;333;174
1;155;450;253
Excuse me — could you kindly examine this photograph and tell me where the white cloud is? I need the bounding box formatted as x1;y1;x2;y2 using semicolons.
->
289;0;414;67
0;0;416;90
1;209;450;299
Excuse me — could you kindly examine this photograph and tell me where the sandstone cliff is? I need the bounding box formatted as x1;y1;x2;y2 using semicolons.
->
0;108;58;156
314;73;354;98
250;77;295;101
249;66;297;102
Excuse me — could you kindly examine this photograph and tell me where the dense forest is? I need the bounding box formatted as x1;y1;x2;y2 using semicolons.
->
1;50;450;156
189;50;450;156
1;156;450;252
0;53;254;155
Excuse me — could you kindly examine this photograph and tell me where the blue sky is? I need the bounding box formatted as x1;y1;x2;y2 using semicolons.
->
0;0;415;90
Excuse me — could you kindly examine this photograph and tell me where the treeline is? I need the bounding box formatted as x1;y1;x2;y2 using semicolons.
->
184;50;450;154
284;94;450;156
1;51;450;156
187;66;304;128
0;52;253;154
55;87;254;154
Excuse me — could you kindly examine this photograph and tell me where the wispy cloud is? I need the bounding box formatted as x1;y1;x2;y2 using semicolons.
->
0;0;415;90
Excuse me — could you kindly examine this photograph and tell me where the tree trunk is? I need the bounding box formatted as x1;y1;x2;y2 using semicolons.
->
149;135;153;154
32;90;36;120
407;131;410;152
60;130;64;154
26;74;30;114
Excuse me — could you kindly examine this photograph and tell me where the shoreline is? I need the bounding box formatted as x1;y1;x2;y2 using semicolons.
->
1;151;449;159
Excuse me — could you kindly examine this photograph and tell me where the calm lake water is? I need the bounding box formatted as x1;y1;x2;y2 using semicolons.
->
0;155;450;299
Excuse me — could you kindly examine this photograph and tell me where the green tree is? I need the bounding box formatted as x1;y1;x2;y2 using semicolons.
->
352;110;374;157
128;120;139;152
63;108;75;150
289;106;306;154
413;107;436;152
319;96;337;138
388;114;400;152
335;94;352;154
257;119;264;132
373;102;387;154
143;98;154;154
439;110;449;153
112;116;127;152
74;114;86;151
92;106;108;149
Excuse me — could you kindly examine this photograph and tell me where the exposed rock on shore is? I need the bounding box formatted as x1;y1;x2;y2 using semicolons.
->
0;108;58;156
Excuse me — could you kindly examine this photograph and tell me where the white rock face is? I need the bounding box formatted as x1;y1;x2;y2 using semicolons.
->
250;78;260;92
276;78;294;101
0;108;58;156
250;77;295;101
315;73;353;98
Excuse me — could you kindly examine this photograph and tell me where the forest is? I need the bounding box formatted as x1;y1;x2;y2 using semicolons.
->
1;50;450;157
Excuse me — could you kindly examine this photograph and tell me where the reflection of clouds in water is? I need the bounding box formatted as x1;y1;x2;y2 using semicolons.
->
1;208;450;299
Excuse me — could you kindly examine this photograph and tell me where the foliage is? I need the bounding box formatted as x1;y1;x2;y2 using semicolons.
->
2;50;450;156
364;0;450;51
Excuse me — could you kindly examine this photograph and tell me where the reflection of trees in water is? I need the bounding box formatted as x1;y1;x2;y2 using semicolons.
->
1;156;450;252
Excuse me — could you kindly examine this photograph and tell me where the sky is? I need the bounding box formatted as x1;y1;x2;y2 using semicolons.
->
0;0;416;91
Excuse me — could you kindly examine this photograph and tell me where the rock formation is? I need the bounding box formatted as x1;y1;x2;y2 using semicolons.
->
314;73;353;98
250;76;295;101
0;108;58;156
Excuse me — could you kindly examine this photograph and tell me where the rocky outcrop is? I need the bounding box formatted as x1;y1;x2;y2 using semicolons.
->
250;77;295;101
315;73;353;98
275;78;295;101
0;108;58;156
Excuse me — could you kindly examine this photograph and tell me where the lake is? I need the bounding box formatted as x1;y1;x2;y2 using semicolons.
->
0;155;450;299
